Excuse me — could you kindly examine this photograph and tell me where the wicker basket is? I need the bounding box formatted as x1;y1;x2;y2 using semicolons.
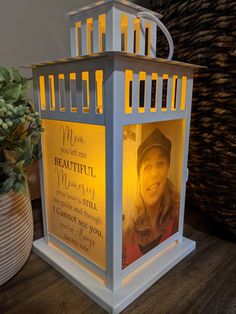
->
150;0;236;237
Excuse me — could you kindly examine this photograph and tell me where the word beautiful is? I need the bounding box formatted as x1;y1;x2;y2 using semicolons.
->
54;157;96;178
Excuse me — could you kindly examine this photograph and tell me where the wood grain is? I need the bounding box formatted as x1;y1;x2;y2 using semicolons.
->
0;199;236;314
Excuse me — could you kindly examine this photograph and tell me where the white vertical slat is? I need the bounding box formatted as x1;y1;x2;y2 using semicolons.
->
81;19;87;55
70;23;76;57
145;72;152;112
105;65;123;291
166;77;173;111
76;71;83;115
150;21;157;57
93;17;99;53
33;71;49;243
176;78;182;111
156;75;163;111
127;14;134;53
64;73;71;112
139;18;146;55
178;77;193;244
106;6;121;51
53;75;60;113
44;75;50;112
132;71;139;114
89;71;96;116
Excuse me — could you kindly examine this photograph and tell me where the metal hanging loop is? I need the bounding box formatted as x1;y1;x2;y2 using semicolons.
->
137;11;174;60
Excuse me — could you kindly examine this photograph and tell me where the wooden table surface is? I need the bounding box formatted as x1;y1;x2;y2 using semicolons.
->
1;199;236;314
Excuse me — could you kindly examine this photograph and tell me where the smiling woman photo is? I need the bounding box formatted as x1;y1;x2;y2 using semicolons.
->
122;128;180;268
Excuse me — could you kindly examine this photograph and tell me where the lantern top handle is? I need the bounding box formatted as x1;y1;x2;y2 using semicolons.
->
67;0;163;20
137;11;174;61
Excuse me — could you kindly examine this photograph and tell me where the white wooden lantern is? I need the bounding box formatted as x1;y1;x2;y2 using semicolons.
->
32;1;202;313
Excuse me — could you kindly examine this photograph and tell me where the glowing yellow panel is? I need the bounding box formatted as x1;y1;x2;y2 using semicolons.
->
162;74;169;112
87;18;93;54
75;21;81;56
121;15;128;51
181;76;187;110
95;70;103;114
70;73;77;113
151;73;158;112
125;70;133;114
99;14;106;52
39;76;46;110
171;75;178;111
82;71;90;113
145;22;151;56
70;73;76;80
58;74;66;112
122;120;184;269
49;75;55;111
134;18;140;53
139;71;146;113
42;119;106;269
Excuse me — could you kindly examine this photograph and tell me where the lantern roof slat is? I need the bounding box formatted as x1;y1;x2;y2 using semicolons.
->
66;0;163;19
21;51;205;71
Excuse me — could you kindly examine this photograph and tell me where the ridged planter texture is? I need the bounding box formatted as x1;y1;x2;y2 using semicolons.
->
0;190;33;285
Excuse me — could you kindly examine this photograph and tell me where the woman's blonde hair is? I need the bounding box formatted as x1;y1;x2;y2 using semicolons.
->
123;179;179;243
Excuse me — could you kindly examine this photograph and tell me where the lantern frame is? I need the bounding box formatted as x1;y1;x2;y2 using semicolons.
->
30;51;203;313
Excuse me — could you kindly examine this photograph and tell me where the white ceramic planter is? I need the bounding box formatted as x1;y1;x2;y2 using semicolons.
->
0;189;33;285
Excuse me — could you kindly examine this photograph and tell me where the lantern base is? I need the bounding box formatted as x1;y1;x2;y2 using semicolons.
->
33;237;195;313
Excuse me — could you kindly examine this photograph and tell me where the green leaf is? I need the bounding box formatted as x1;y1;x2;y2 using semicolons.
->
0;177;15;194
20;80;31;99
0;66;11;82
12;67;21;83
14;179;27;193
15;160;25;172
3;83;22;102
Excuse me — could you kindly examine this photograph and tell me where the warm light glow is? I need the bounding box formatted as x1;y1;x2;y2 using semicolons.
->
171;75;178;111
139;71;146;113
95;70;103;114
49;75;55;111
75;21;81;56
134;18;140;53
42;120;106;269
59;74;66;112
181;76;187;110
82;71;90;113
70;73;77;112
125;70;133;114
121;15;128;51
87;18;93;54
39;76;46;110
99;14;106;52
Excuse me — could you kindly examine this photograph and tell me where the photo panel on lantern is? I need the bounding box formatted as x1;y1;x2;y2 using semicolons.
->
122;120;185;268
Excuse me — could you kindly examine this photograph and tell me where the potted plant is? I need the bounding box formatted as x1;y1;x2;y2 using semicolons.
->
0;66;43;285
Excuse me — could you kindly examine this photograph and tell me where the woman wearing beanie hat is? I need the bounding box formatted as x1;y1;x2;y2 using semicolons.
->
122;128;179;268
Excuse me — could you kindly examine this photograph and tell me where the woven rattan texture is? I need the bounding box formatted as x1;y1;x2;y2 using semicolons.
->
150;0;236;237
